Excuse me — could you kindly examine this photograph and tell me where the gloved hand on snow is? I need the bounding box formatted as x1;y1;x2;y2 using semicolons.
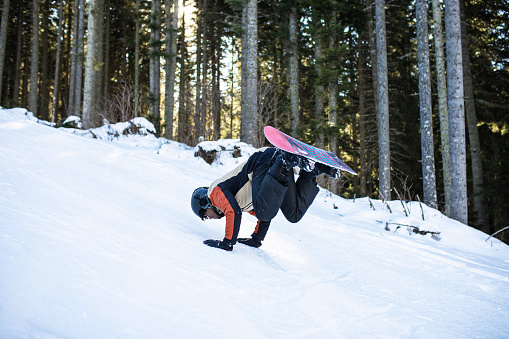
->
238;237;262;248
203;239;233;251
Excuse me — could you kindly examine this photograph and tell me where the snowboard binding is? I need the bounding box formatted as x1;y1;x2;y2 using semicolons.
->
274;148;340;179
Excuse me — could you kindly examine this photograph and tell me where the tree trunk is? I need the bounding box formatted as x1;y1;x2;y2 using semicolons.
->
432;0;451;215
349;32;358;193
358;35;367;197
229;39;236;138
195;0;203;140
367;0;378;122
201;0;208;138
134;0;140;117
28;0;39;116
68;0;80;117
375;0;391;201
155;0;161;129
325;3;340;194
289;5;299;138
22;53;29;107
366;0;378;198
165;0;178;139
149;0;161;132
39;0;50;121
445;0;468;224
52;0;64;123
75;0;85;117
63;2;71;117
416;0;438;208
328;3;338;155
0;0;10;104
120;19;127;80
103;3;110;100
211;27;221;141
177;0;187;142
240;0;258;147
12;4;22;104
313;26;325;148
460;0;486;228
83;0;104;128
241;3;246;137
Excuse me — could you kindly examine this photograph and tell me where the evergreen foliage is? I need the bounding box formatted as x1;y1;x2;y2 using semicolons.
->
0;0;507;240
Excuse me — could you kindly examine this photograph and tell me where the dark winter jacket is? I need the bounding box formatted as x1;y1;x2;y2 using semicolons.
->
207;147;273;245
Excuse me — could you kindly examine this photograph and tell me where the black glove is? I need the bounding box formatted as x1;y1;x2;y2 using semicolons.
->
238;237;262;248
203;239;233;251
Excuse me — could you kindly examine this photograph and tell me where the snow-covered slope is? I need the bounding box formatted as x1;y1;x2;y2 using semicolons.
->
1;108;508;338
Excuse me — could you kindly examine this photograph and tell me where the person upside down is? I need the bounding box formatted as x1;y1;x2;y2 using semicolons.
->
191;147;340;251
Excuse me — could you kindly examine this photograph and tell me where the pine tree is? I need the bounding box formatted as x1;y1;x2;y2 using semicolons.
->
375;0;391;201
445;0;468;224
149;0;162;133
134;0;141;118
83;0;105;128
0;0;10;104
289;4;299;137
460;0;486;228
240;0;258;146
164;0;179;140
75;0;86;117
416;0;437;208
52;0;64;123
28;0;39;116
432;0;451;215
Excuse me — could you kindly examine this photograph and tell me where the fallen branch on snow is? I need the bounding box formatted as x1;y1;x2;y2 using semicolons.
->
485;226;509;243
380;221;441;241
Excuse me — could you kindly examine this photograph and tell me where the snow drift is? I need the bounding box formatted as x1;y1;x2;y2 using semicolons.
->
1;107;508;338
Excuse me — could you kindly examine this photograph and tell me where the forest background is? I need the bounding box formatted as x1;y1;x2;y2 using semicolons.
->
0;0;507;242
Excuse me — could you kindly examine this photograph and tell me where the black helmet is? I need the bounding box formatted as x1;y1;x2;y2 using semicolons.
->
191;187;212;220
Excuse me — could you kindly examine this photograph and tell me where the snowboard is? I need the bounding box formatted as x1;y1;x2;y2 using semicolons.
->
264;126;357;175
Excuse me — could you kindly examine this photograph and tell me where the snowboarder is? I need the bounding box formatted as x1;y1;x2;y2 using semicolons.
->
191;147;339;251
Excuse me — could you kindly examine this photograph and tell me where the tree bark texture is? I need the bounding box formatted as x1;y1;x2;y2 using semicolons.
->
165;0;179;140
103;5;110;99
12;5;22;104
375;0;391;201
289;5;299;138
83;0;104;128
177;0;187;142
328;3;338;155
416;0;438;208
75;0;85;116
460;0;487;228
28;0;39;115
432;0;451;216
200;0;209;138
0;0;10;104
195;0;203;139
39;0;50;121
134;0;140;118
313;28;325;148
240;0;258;147
68;0;80;117
445;0;468;224
149;0;161;131
358;37;367;197
52;0;64;123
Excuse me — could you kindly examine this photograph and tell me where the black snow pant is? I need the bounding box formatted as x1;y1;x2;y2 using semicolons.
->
251;148;319;222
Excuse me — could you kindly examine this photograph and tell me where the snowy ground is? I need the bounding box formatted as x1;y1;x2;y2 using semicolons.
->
1;107;509;339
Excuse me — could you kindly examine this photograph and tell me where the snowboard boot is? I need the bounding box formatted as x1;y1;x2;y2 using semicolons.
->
298;168;318;185
268;151;290;185
274;148;315;172
312;162;341;179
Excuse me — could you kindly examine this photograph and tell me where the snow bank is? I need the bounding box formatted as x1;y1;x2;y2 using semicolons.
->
1;107;509;338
